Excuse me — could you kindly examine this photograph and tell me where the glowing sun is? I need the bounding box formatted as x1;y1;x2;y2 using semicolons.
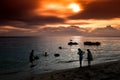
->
68;3;81;12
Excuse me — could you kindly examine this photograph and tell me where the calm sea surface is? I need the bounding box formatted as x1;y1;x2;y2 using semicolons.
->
0;36;120;80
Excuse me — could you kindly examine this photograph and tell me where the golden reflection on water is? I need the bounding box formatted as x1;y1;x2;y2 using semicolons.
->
70;36;82;42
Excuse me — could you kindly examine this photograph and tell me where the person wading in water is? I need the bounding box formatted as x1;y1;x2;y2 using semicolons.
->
29;50;34;65
77;48;84;67
87;49;93;67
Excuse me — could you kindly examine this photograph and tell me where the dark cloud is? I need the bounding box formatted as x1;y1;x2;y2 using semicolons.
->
89;25;120;37
21;16;65;25
0;0;38;26
69;0;120;19
0;25;87;36
40;26;87;36
0;25;120;37
0;0;39;19
39;25;120;36
42;25;120;36
0;15;65;28
0;30;35;36
66;21;91;25
0;0;65;27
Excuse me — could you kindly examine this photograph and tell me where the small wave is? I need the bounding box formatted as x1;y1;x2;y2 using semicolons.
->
58;60;78;63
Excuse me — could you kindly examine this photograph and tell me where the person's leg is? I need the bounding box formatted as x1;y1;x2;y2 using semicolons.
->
80;60;82;67
88;60;91;67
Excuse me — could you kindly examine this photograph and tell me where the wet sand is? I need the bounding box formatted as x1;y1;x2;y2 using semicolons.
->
20;60;120;80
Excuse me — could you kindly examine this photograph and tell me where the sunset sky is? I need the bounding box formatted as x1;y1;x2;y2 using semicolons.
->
0;0;120;36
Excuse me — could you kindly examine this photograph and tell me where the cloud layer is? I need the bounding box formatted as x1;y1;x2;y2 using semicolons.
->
69;0;120;19
0;0;120;36
0;0;65;27
41;25;120;36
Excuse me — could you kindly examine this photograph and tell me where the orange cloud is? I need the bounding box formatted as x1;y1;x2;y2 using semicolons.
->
0;26;32;32
0;0;120;36
66;18;120;29
35;0;84;17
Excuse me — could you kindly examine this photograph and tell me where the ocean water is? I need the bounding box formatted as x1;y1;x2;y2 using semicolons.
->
0;36;120;80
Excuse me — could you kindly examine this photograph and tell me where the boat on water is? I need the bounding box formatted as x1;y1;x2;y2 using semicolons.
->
68;41;78;46
84;41;101;46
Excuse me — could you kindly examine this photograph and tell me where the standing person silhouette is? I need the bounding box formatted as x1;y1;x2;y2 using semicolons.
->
29;50;34;65
87;49;93;67
77;48;84;67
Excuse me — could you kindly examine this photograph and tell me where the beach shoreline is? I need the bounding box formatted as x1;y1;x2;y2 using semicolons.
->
20;60;120;80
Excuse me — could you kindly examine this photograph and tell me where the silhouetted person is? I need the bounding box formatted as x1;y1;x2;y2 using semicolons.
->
58;46;62;49
44;52;48;57
77;48;84;67
29;50;34;65
87;49;93;67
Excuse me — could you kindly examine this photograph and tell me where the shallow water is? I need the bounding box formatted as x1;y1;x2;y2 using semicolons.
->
0;36;120;80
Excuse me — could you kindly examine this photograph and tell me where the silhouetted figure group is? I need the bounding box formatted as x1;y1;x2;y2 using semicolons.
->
77;48;93;67
29;48;93;68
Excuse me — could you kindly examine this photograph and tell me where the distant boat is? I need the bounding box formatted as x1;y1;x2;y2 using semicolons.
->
68;42;78;46
84;41;101;46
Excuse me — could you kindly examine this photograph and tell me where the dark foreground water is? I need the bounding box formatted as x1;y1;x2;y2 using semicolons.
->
0;36;120;80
